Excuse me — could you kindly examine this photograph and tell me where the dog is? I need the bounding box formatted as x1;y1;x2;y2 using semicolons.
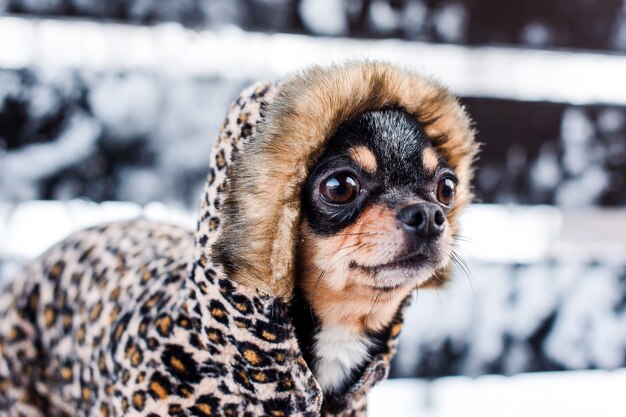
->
0;62;477;416
294;108;463;395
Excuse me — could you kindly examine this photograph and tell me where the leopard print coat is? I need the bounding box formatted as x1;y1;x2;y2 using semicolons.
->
0;62;477;417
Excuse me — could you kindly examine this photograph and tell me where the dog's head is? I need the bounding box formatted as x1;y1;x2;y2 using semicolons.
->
298;108;464;325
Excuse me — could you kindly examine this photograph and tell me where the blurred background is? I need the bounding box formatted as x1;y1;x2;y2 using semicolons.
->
1;1;625;416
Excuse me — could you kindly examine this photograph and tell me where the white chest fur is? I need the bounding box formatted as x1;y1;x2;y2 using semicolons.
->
313;324;372;393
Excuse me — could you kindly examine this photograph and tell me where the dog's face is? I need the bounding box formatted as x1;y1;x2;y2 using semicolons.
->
298;109;460;325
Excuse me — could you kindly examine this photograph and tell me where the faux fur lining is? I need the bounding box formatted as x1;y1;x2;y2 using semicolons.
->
213;61;479;299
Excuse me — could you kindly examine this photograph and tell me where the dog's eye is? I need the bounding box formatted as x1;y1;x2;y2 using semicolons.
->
436;177;456;207
320;173;360;204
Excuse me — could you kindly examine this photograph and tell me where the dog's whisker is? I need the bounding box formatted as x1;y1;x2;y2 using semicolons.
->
451;250;471;278
311;242;374;300
367;292;382;318
451;250;474;292
340;232;380;237
318;241;365;258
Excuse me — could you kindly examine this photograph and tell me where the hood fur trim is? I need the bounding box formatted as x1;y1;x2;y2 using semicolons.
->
213;61;478;299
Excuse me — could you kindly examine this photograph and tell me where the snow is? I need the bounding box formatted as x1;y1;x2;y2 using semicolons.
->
3;16;626;105
369;369;626;417
369;0;400;33
0;200;193;269
395;256;626;378
544;265;626;369
521;21;553;47
613;1;626;50
529;107;611;208
27;83;59;120
432;3;467;43
556;166;609;208
401;1;428;38
556;108;609;207
299;0;347;36
0;111;101;200
598;108;625;133
561;109;594;176
89;73;161;141
456;205;562;264
530;145;561;191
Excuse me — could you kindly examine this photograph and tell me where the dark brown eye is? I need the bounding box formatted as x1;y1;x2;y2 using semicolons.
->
436;177;456;206
320;173;360;204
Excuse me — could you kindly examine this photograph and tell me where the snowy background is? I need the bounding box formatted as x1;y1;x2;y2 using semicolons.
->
1;1;626;415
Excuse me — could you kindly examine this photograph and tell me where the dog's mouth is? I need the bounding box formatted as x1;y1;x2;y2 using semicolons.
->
347;243;446;291
350;252;425;272
349;249;434;274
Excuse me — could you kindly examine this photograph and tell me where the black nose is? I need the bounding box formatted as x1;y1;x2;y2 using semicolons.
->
397;203;446;238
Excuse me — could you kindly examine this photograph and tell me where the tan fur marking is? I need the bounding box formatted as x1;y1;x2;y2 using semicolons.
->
61;367;72;381
132;392;145;410
243;349;261;366
170;357;186;373
261;330;277;341
89;301;102;321
197;403;213;415
44;307;55;327
349;146;377;172
149;381;168;400
422;147;439;173
298;197;455;333
156;316;172;336
81;387;91;402
297;208;414;333
253;371;267;382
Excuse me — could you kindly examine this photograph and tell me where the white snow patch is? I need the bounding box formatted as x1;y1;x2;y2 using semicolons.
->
433;3;467;42
561;108;594;176
530;145;561;190
116;168;165;206
89;74;160;140
370;369;626;417
401;1;427;37
0;200;193;263
545;265;626;369
299;0;347;36
521;21;553;46
1;200;74;259
598;108;625;133
0;111;101;200
28;84;59;120
556;165;609;208
613;2;626;50
457;204;562;264
556;108;610;208
369;0;400;33
0;72;23;107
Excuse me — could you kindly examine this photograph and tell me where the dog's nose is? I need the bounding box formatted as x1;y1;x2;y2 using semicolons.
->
397;203;446;238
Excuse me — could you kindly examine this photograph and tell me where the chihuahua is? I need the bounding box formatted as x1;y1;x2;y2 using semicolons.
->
295;108;459;395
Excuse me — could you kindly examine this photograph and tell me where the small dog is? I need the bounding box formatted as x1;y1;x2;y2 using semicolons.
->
0;62;476;416
294;108;462;395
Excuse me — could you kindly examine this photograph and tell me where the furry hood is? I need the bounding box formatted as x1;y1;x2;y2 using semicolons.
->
197;61;477;299
190;61;477;414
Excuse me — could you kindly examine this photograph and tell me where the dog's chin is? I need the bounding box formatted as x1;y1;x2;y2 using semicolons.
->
351;251;448;291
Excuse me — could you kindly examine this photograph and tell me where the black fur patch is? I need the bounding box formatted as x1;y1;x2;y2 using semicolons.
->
302;108;450;236
162;344;201;384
